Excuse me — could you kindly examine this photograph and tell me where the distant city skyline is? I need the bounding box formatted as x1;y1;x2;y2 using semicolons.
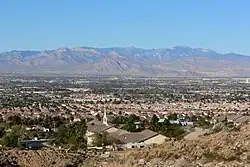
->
1;0;250;54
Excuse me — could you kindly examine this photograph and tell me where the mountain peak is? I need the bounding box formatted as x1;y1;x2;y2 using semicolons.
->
0;46;249;76
56;47;70;52
172;45;191;49
197;48;215;53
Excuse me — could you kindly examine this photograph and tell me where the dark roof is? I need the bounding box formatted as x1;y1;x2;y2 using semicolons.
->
87;120;104;126
111;129;158;144
115;133;142;144
20;139;50;143
87;120;112;133
108;129;128;137
139;129;158;139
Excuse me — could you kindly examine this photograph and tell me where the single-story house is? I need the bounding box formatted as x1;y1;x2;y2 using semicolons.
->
110;129;167;149
159;118;193;126
226;114;243;123
233;116;250;126
20;138;50;150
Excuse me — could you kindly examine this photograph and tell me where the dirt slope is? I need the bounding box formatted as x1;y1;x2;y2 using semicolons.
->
103;125;250;167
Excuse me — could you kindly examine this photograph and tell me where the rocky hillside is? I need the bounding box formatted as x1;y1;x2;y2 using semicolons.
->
0;149;86;167
102;124;250;167
1;46;250;76
2;124;250;167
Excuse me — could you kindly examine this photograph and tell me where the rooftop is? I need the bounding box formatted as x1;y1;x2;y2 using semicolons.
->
112;129;158;144
87;119;112;133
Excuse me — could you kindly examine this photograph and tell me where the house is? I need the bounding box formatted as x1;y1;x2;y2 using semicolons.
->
142;130;168;146
159;118;193;126
226;114;243;123
20;139;50;150
110;129;168;149
233;116;250;126
211;114;250;126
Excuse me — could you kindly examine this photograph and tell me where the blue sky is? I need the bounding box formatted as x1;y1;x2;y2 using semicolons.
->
1;0;250;54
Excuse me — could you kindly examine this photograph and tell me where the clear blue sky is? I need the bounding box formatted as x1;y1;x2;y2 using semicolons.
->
1;0;250;54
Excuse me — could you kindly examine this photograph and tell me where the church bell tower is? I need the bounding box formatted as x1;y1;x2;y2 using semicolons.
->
103;106;108;126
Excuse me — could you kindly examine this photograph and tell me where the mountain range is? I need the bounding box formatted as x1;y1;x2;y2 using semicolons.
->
0;46;250;76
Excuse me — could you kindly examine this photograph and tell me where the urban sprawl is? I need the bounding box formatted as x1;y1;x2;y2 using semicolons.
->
0;75;250;154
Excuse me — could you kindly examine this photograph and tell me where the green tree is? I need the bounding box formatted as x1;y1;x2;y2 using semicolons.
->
93;132;112;147
168;114;178;120
122;114;143;132
54;124;68;145
128;114;140;123
161;125;185;139
54;120;87;150
150;114;159;131
8;115;22;126
1;125;27;148
162;119;170;127
123;122;137;132
197;117;210;127
111;116;126;125
0;127;5;138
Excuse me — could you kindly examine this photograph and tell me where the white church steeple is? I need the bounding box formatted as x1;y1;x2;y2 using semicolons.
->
103;105;108;126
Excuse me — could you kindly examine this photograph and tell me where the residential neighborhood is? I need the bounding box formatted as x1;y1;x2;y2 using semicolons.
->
0;75;250;166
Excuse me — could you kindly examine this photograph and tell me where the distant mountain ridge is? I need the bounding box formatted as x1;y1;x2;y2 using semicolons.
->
1;46;250;76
